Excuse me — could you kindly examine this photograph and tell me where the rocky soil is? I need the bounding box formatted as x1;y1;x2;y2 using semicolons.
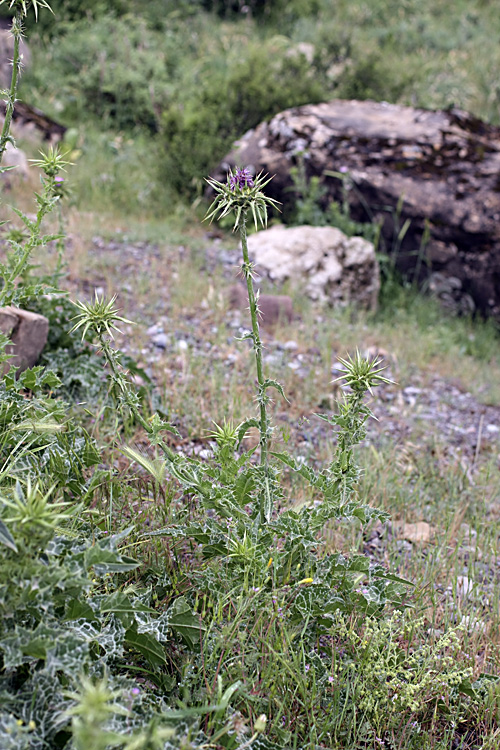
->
61;232;500;647
70;232;500;468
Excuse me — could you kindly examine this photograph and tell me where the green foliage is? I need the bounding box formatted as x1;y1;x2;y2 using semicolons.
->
287;158;381;245
25;294;108;400
200;0;322;24
2;4;500;748
23;15;171;131
181;599;480;748
0;507;198;748
335;50;417;102
159;37;326;196
287;157;329;226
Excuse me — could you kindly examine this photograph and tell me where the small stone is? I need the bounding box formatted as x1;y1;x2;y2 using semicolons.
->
1;306;49;375
264;353;279;365
227;284;293;328
176;339;188;351
486;424;499;434
399;521;434;543
331;361;347;377
456;576;474;598
284;340;298;351
152;333;169;349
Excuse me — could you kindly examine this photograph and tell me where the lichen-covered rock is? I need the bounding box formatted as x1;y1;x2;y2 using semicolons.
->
216;99;500;320
246;224;379;310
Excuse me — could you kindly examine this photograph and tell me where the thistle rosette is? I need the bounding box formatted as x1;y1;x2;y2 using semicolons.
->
70;294;132;341
30;145;71;179
205;167;280;230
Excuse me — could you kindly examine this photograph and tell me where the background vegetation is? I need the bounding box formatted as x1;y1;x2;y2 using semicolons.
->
1;1;500;748
12;0;500;209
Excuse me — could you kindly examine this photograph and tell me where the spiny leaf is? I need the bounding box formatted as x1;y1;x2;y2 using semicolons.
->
0;518;17;552
263;378;289;402
125;629;166;668
168;596;205;650
237;418;260;447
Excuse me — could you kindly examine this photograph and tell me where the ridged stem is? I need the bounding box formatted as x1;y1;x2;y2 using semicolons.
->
240;215;268;468
0;11;22;166
96;332;177;465
239;215;273;521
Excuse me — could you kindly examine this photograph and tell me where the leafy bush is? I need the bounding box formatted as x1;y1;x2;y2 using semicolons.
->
335;50;417;103
199;0;322;24
159;37;327;195
286;158;381;245
23;15;171;131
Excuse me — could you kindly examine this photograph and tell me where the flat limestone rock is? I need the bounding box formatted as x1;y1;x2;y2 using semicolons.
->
246;224;379;310
0;306;49;374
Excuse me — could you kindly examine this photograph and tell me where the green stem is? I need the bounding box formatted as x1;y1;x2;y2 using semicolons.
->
239;214;273;521
96;332;177;464
0;181;53;307
240;215;268;467
0;11;22;167
54;201;66;280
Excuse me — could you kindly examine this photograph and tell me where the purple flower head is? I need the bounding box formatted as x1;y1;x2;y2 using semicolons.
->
229;167;254;191
131;687;140;696
54;176;65;183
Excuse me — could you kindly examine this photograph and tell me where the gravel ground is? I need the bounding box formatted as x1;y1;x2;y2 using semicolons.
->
65;233;500;646
74;233;500;467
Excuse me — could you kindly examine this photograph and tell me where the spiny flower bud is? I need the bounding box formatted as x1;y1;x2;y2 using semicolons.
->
205;167;280;231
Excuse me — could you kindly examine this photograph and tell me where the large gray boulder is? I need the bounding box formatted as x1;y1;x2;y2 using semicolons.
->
246;224;379;310
216;99;500;320
0;306;49;375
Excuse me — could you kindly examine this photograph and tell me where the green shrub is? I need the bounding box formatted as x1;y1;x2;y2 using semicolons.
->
23;15;171;131
159;37;327;196
200;0;322;23
335;50;417;102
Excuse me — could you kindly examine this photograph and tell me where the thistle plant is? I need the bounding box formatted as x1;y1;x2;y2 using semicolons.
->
205;167;281;522
70;294;179;465
0;1;66;310
0;0;52;166
0;145;70;309
0;9;22;169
